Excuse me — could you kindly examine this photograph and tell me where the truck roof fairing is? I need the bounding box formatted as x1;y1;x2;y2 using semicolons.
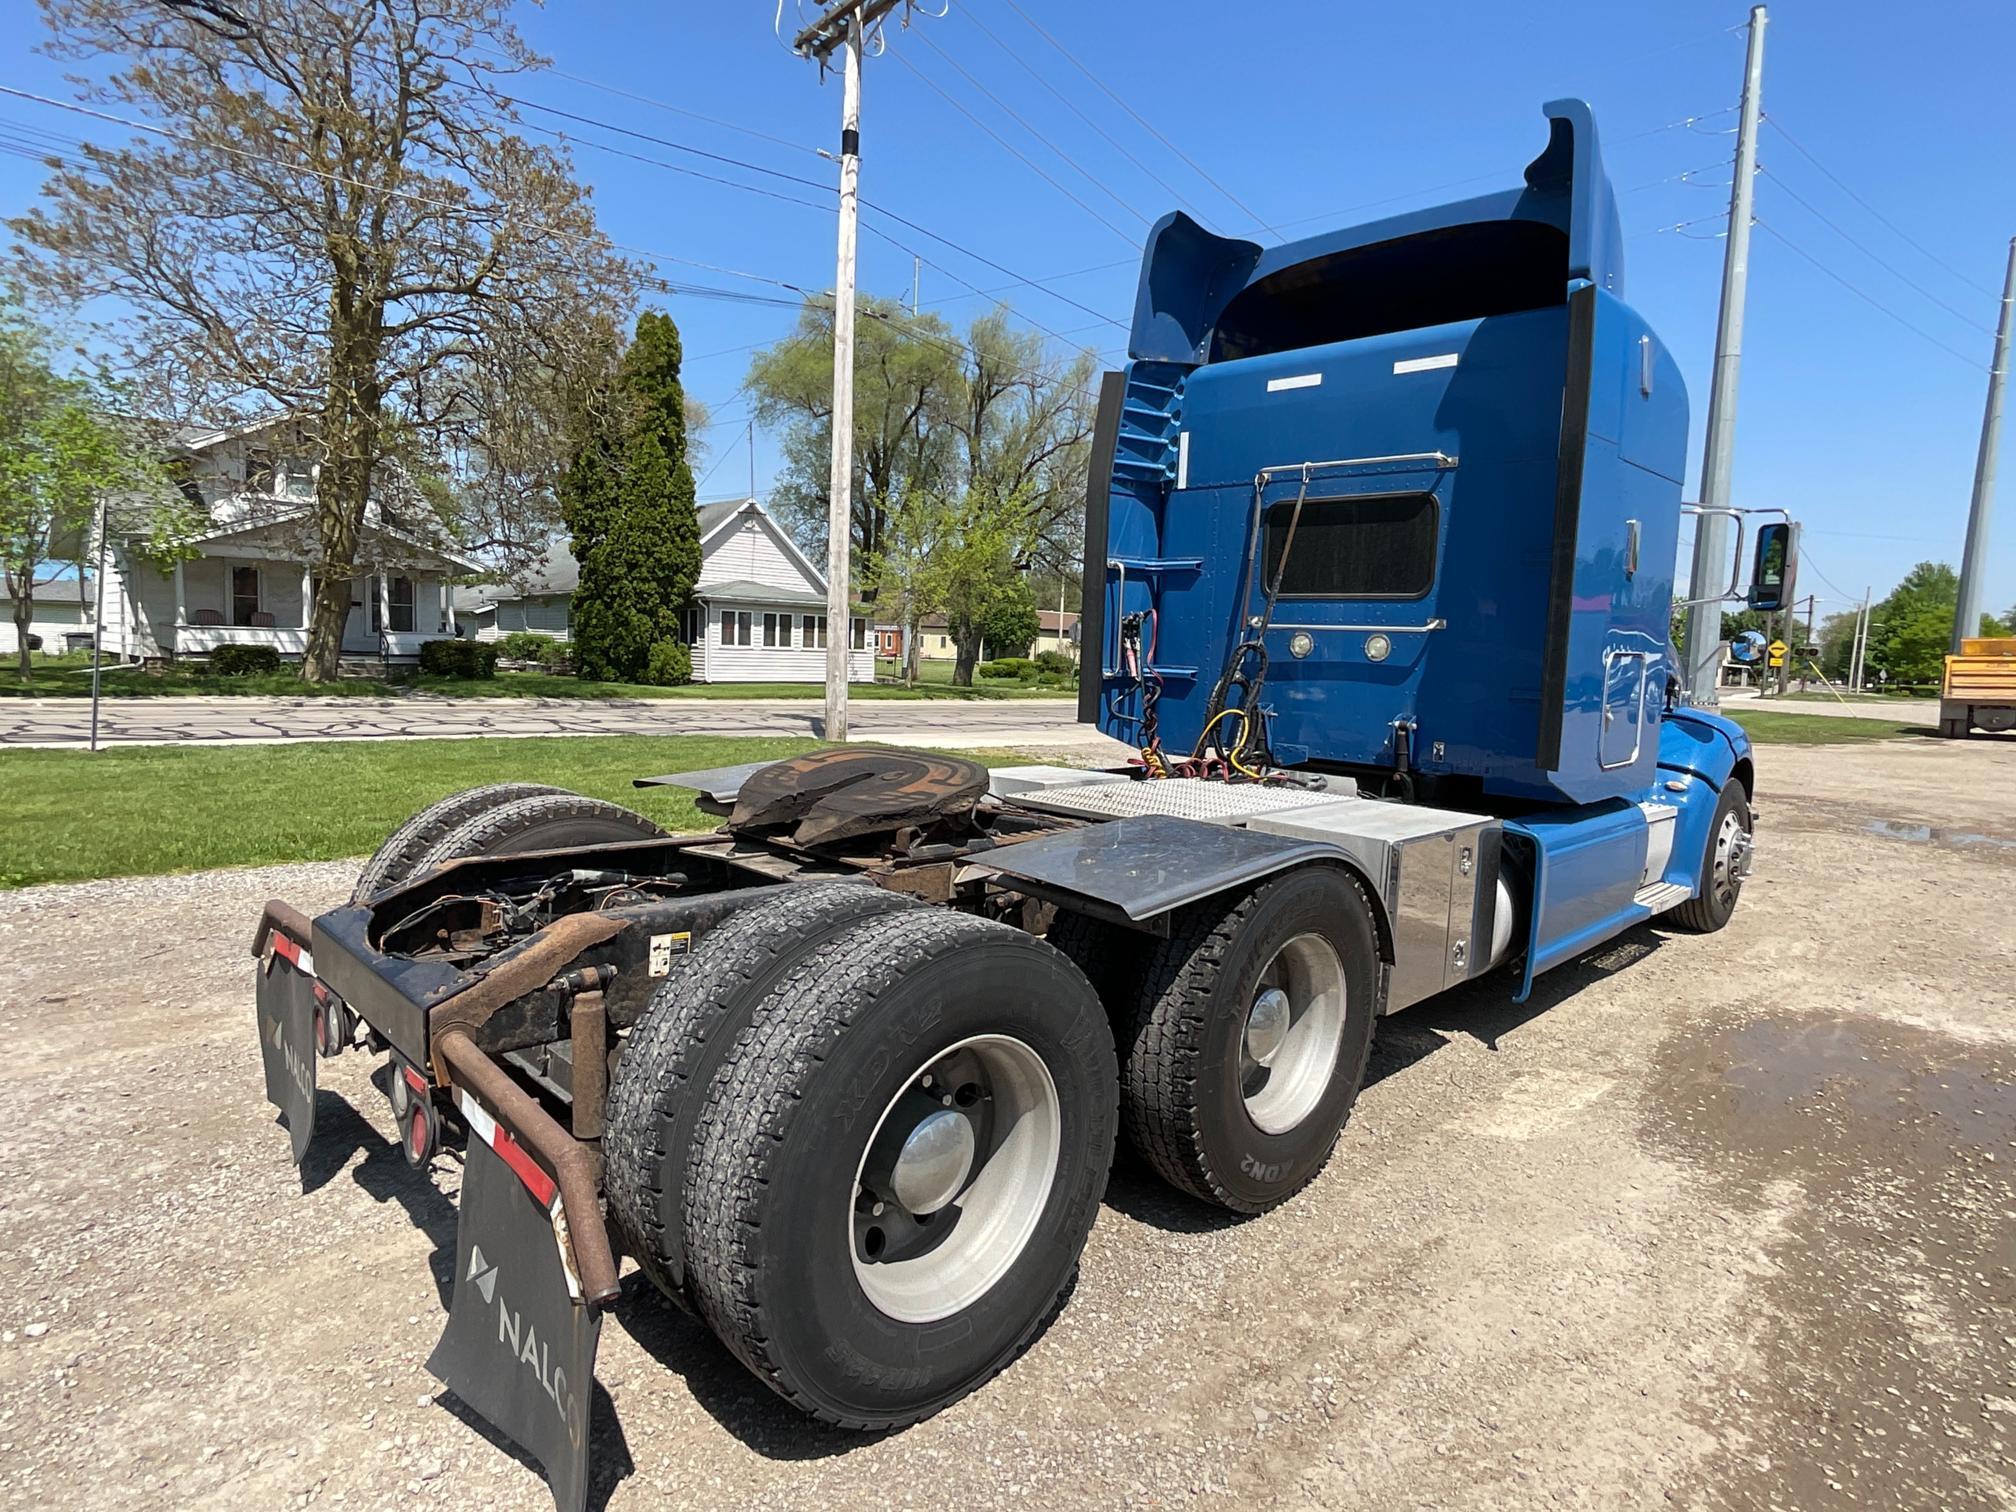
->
1127;99;1622;367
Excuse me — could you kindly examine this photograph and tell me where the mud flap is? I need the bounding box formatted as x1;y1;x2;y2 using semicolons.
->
428;1117;602;1512
256;940;318;1164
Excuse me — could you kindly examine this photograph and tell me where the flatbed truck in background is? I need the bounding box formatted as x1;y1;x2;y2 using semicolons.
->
252;100;1793;1509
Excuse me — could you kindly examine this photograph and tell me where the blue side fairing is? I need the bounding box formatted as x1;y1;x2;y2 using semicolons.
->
1089;100;1691;807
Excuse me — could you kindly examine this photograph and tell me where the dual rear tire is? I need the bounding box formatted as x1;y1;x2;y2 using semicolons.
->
1052;865;1381;1214
607;900;1118;1429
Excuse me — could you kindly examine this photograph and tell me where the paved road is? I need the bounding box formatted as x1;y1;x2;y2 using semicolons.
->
0;694;1131;755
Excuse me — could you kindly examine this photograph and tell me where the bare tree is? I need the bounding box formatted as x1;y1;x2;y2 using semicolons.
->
11;0;638;678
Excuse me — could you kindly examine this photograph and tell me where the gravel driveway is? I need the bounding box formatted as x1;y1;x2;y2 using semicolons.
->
0;738;2010;1509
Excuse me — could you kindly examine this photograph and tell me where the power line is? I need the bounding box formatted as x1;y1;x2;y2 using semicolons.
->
996;0;1283;239
506;95;835;197
0;83;809;302
887;45;1139;244
1759;165;1992;335
137;7;1128;340
1755;219;1982;370
953;5;1216;229
909;26;1150;228
1764;114;1999;300
853;202;1125;330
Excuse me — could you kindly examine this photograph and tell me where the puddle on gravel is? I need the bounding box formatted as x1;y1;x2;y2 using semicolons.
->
1865;818;2016;853
1648;1013;2016;1510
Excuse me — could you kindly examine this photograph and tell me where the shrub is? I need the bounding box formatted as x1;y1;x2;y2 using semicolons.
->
987;656;1036;679
978;660;1019;680
495;631;558;661
418;639;498;679
642;639;692;687
209;644;282;676
1033;649;1074;676
537;638;574;672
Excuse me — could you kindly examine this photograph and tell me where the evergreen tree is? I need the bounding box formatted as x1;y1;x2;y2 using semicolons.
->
563;312;702;682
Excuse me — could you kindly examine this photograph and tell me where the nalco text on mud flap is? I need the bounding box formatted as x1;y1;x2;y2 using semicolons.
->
428;1088;603;1512
256;931;318;1164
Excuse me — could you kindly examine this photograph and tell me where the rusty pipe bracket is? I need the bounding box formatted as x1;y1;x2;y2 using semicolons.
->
435;1029;620;1309
425;912;625;1081
569;991;608;1141
252;899;315;961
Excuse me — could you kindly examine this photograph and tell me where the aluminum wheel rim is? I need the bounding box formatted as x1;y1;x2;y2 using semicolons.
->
1710;810;1750;908
1242;933;1347;1136
850;1033;1062;1324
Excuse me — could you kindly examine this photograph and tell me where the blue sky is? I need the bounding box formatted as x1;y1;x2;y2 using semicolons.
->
3;0;2011;620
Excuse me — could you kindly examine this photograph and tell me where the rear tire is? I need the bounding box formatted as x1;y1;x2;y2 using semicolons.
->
419;792;665;871
1669;783;1752;933
604;881;924;1304
684;909;1118;1428
351;783;569;901
1123;866;1378;1215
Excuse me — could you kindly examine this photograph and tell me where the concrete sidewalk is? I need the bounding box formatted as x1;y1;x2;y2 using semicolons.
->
1720;690;1941;723
0;693;1132;756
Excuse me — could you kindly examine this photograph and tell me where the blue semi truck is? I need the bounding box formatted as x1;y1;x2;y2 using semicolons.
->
253;101;1790;1508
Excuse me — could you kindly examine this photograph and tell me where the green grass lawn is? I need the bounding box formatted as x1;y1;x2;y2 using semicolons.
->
0;735;814;888
875;657;1077;698
1722;710;1931;744
0;736;1051;889
2;652;1067;702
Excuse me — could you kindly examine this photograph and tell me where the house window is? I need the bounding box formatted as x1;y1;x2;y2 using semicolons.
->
231;565;260;627
721;608;751;646
851;617;866;650
801;614;828;649
389;576;414;633
763;612;786;648
244;450;274;494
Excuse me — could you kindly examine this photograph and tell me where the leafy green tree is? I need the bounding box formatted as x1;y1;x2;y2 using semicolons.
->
1816;608;1859;681
746;301;1093;683
1866;562;1958;688
978;580;1041;660
0;295;190;681
563;312;702;683
13;0;636;680
746;297;962;572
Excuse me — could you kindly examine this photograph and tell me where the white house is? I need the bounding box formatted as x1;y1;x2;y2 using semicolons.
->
459;496;873;684
0;578;97;656
908;608;1081;664
98;414;476;666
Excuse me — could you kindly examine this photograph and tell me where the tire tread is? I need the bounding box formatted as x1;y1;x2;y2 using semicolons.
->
684;908;1110;1429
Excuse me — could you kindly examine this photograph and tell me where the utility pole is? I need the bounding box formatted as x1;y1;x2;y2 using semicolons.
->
792;0;913;742
1682;4;1767;704
1952;237;2015;654
88;495;108;753
1850;586;1871;691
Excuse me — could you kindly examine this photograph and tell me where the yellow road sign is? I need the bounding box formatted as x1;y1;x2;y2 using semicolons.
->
1767;638;1787;669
